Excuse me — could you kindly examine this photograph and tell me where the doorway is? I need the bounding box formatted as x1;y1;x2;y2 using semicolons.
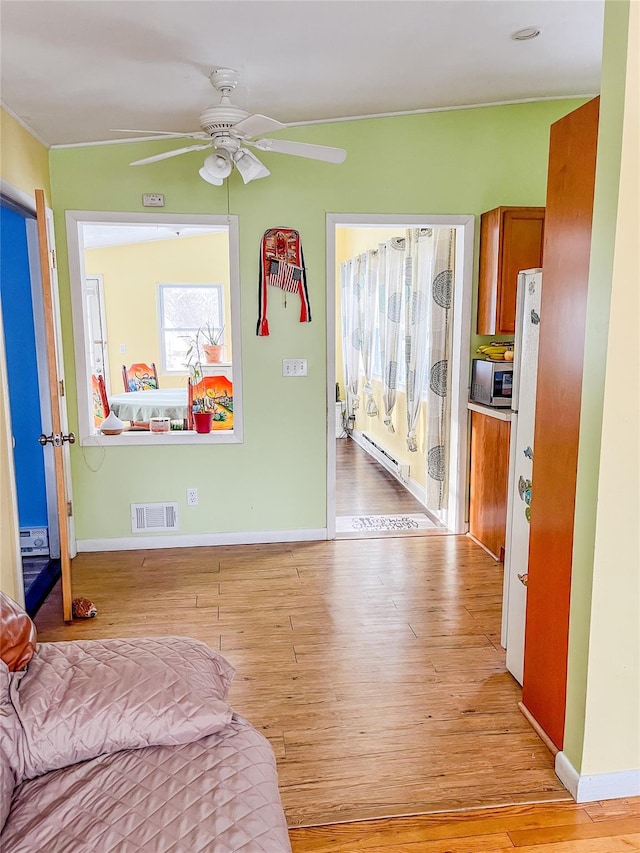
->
0;199;59;614
326;214;474;540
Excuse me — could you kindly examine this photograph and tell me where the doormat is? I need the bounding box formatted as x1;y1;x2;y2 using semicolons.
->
336;513;441;537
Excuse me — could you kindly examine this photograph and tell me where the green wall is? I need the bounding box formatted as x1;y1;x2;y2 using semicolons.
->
50;99;584;542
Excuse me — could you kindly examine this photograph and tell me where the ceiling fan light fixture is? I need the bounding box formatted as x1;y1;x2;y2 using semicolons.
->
234;149;271;184
198;166;224;186
202;150;233;181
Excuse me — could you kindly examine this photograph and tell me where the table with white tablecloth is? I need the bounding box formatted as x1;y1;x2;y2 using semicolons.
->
108;389;188;422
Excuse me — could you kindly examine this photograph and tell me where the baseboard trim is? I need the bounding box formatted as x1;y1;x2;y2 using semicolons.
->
77;528;328;552
555;751;640;802
467;532;501;561
518;701;558;756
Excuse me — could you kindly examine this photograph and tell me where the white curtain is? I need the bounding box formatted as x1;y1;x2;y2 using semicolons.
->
378;238;405;432
423;229;455;510
340;258;361;418
404;228;433;453
358;251;379;416
341;228;455;510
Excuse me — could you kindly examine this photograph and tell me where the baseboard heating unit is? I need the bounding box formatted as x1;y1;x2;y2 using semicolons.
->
361;434;410;483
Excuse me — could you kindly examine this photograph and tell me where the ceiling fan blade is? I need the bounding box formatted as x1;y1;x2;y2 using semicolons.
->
130;144;211;166
250;138;347;164
112;128;208;140
232;114;286;139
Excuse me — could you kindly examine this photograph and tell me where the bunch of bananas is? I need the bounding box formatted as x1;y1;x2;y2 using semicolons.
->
476;341;514;361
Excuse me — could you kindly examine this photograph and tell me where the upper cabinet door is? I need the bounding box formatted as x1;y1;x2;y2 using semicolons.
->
477;206;545;336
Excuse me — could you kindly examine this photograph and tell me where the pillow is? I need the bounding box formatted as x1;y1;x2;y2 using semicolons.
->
9;636;236;782
0;593;37;672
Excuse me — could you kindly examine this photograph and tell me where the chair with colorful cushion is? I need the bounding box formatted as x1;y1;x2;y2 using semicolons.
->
187;375;233;432
121;362;159;392
121;363;159;429
91;373;110;428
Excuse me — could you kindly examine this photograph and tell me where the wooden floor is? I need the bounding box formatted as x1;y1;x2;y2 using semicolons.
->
336;437;432;517
33;441;640;842
289;797;640;851
36;533;571;828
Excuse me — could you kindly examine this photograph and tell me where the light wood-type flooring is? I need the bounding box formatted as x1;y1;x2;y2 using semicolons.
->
36;532;571;828
289;797;640;851
335;437;447;539
33;441;640;840
336;437;430;516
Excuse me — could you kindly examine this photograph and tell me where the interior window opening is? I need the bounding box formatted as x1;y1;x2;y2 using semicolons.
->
66;212;243;446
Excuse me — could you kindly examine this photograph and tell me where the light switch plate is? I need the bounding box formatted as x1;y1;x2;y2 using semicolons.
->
142;193;165;207
282;358;308;377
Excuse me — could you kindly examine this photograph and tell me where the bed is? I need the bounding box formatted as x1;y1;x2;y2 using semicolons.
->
0;593;291;852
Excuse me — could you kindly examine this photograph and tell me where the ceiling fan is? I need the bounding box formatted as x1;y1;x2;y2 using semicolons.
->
115;68;347;185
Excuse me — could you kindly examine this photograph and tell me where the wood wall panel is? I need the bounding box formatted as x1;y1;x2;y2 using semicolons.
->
522;97;600;749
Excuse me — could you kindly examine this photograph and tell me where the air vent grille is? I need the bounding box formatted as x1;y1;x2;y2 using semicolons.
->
131;503;179;533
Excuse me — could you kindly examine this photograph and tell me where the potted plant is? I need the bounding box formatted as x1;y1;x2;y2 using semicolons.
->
200;322;225;363
184;333;203;383
183;323;225;377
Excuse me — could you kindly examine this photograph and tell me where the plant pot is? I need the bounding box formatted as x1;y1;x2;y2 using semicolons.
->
203;344;223;363
193;411;213;434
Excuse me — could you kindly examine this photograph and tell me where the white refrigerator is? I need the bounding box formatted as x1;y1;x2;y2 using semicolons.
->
501;268;543;685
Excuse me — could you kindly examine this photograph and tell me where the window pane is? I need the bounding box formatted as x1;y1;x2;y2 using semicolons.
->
162;286;221;329
164;330;192;372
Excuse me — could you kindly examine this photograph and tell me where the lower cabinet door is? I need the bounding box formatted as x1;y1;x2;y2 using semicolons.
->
469;411;510;560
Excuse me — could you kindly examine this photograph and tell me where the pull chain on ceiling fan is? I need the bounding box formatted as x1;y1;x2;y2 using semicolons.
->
114;68;347;185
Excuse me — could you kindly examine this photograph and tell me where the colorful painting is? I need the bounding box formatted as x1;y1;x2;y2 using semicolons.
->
91;374;106;427
189;375;233;431
123;362;159;391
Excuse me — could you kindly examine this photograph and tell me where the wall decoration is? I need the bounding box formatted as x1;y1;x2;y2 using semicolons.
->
187;375;233;431
257;228;310;335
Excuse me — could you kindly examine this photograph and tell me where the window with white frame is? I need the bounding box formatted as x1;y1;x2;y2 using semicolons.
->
158;283;224;373
65;211;243;446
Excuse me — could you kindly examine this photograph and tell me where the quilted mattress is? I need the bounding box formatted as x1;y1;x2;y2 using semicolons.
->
1;637;291;852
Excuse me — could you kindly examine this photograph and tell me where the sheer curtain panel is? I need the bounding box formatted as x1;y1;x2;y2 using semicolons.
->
340;259;361;418
379;238;405;432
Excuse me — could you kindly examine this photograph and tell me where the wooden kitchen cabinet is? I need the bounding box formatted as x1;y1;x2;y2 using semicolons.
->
468;408;511;561
477;206;545;336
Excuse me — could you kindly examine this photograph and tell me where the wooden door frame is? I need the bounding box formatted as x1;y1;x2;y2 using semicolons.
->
0;180;76;612
325;213;475;538
35;190;76;620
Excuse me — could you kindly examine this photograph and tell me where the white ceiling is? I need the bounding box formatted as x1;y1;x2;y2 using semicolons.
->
0;1;604;148
82;224;225;250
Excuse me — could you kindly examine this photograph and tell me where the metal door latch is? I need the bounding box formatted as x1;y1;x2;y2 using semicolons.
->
38;432;76;447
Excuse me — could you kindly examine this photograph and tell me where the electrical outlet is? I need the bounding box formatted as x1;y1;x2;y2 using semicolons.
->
282;358;308;377
142;193;165;207
186;488;198;506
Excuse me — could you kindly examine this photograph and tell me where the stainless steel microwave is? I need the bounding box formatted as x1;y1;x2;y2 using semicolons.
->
470;359;513;408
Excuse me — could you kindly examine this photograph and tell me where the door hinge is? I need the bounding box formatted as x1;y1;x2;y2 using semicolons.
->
59;379;65;397
49;248;57;269
67;500;73;517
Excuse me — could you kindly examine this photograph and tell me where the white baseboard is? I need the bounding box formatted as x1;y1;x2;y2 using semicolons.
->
555;751;640;802
77;528;328;552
